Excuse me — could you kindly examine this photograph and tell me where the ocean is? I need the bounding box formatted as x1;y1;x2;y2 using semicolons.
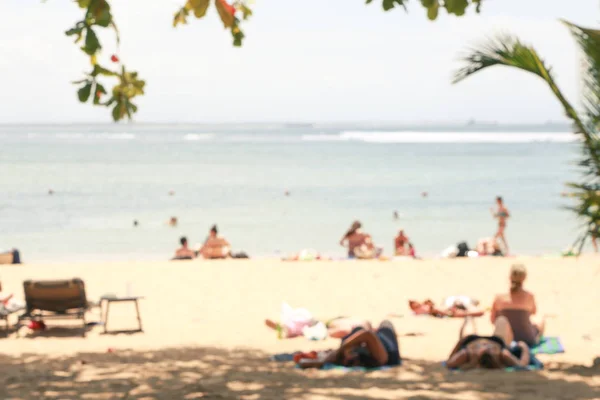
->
0;123;584;262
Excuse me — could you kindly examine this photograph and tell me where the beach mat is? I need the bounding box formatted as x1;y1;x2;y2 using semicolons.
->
444;342;547;371
270;353;399;372
320;363;397;372
529;336;565;355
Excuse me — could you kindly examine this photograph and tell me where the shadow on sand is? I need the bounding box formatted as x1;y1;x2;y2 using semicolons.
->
0;347;598;399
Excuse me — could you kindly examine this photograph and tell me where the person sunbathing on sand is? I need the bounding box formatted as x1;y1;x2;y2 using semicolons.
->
490;264;546;346
298;320;401;369
340;221;382;259
408;297;485;318
394;229;409;256
265;316;371;339
198;225;231;259
446;316;530;370
173;236;196;260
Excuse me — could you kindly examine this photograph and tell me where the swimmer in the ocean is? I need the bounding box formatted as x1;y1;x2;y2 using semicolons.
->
169;217;178;227
133;220;139;227
491;196;510;254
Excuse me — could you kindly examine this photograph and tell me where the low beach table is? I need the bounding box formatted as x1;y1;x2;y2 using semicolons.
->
100;295;144;334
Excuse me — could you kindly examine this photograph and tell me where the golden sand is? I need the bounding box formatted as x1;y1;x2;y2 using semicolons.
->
0;257;599;399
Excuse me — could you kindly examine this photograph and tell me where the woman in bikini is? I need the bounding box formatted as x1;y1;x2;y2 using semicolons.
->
490;264;546;346
298;320;401;369
491;196;510;254
446;316;530;369
339;221;380;259
394;229;409;256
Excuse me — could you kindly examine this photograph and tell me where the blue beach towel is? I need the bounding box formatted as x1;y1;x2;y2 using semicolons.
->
529;337;565;355
270;353;400;372
320;363;396;372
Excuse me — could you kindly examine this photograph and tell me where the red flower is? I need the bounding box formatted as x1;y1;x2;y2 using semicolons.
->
218;0;236;15
110;54;119;63
96;90;103;98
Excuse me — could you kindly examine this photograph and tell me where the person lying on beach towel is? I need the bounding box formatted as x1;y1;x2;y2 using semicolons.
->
408;297;485;318
265;304;370;340
297;320;401;369
446;316;530;370
490;264;546;346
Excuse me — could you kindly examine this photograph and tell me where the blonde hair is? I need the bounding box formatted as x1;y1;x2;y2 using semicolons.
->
510;264;527;291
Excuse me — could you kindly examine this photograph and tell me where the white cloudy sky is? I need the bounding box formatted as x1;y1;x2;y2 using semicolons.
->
0;0;597;123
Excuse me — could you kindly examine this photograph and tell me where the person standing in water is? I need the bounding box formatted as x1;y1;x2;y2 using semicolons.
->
491;196;510;254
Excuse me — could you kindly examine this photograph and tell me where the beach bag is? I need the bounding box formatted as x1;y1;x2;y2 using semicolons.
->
456;242;470;257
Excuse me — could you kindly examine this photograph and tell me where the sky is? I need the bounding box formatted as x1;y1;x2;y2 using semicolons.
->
0;0;598;124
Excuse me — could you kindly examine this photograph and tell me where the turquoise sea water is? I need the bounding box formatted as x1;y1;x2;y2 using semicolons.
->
0;123;584;262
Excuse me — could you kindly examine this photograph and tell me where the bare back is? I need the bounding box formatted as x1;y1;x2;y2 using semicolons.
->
347;232;371;255
491;289;536;322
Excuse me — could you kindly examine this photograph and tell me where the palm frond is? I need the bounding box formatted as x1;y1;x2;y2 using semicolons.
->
454;34;600;173
564;21;600;135
453;35;554;83
454;30;600;252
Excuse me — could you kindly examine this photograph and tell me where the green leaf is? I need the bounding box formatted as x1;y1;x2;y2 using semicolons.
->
83;27;101;55
77;0;91;8
89;0;111;27
173;7;189;27
93;83;107;105
421;0;439;20
232;24;244;46
365;0;374;3
215;0;235;28
77;82;93;102
189;0;210;18
444;0;469;16
91;64;117;77
239;4;253;20
382;0;407;11
65;25;84;37
112;103;122;121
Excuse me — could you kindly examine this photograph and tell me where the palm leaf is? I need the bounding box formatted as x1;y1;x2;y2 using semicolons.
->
453;34;600;174
564;21;600;136
454;30;600;252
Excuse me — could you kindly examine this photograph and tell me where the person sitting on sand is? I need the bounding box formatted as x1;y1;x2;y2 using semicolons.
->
173;236;196;260
340;221;381;259
297;320;401;369
490;264;546;346
407;242;417;258
446;315;530;370
394;229;409;256
198;225;231;259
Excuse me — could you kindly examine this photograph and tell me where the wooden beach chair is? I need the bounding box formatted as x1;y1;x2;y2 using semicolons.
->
0;252;13;265
18;278;91;336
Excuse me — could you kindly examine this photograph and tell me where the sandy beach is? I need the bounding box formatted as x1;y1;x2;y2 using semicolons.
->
0;257;599;399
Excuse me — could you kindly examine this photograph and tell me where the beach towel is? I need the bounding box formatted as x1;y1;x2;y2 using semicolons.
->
270;353;398;372
443;342;545;372
320;363;394;372
527;337;565;355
